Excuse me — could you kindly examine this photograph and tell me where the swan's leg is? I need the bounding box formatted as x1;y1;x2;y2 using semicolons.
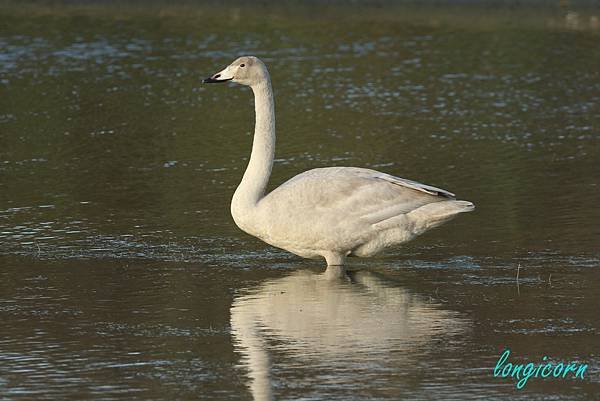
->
323;252;346;266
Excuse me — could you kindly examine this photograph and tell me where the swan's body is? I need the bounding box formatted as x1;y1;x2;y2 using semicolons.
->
204;56;474;266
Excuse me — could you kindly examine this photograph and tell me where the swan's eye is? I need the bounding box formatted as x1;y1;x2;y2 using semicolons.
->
240;64;245;68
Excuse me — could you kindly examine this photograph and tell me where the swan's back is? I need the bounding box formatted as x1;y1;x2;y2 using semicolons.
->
266;167;454;220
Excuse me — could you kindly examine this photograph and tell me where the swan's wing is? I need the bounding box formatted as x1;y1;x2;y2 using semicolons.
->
359;170;455;198
279;167;454;198
270;167;455;225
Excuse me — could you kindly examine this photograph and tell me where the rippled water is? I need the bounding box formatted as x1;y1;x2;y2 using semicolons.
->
1;3;599;400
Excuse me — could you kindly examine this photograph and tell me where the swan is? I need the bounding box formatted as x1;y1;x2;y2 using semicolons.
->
203;56;474;266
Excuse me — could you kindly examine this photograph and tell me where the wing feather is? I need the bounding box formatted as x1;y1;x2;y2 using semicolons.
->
371;172;455;198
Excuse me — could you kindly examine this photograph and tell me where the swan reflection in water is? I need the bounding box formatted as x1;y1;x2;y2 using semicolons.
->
230;266;470;401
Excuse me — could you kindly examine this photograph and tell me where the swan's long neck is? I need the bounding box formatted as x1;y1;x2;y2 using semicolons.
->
233;79;276;211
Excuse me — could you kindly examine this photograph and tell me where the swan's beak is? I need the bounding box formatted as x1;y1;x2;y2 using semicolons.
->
202;65;234;84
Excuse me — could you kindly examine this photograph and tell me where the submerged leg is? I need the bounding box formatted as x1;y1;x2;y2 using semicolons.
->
323;264;348;280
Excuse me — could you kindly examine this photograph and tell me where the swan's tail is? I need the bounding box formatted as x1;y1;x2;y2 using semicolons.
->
408;200;474;235
352;199;474;257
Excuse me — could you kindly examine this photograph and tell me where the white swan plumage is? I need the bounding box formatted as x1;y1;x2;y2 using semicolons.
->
204;56;474;266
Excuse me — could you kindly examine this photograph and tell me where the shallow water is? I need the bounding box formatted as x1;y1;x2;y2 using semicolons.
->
1;3;599;400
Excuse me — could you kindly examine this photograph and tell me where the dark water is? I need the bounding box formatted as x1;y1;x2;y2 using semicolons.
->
1;3;599;400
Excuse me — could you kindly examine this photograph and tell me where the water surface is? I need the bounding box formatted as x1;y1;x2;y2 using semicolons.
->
0;3;599;400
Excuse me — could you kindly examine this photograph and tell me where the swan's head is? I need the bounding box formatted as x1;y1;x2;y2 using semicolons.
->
203;56;268;87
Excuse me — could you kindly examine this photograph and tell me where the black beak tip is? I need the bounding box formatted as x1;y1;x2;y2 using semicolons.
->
202;76;233;84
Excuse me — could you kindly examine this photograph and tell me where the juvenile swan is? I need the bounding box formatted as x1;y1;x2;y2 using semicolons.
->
203;56;474;266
